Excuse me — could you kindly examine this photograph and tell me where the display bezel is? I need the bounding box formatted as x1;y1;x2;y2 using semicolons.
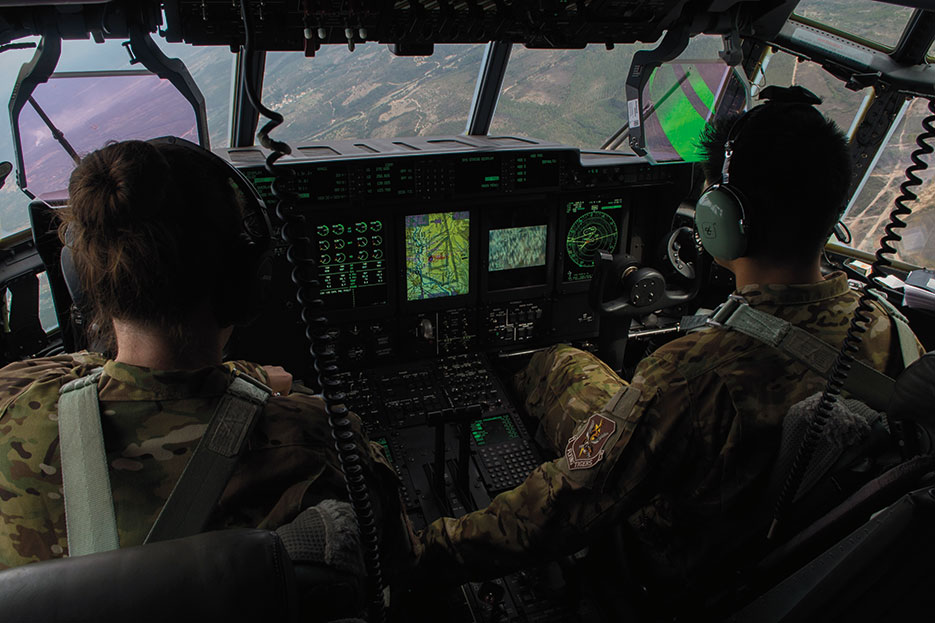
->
306;206;397;315
480;197;555;301
556;193;629;294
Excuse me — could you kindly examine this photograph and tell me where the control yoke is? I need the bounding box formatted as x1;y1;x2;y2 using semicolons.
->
589;229;701;318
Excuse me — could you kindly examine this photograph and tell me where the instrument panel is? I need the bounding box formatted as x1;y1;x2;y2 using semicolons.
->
229;135;691;376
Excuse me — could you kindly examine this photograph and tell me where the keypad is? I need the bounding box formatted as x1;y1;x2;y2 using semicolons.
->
476;439;540;492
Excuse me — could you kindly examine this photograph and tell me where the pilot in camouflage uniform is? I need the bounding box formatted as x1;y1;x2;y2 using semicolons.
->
0;138;415;574
418;273;924;592
417;87;926;603
0;352;412;570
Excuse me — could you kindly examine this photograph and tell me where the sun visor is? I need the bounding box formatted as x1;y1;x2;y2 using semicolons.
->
637;60;751;163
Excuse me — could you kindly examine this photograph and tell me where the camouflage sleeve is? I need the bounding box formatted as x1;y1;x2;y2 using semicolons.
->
515;345;625;452
0;361;78;568
417;347;695;584
223;387;418;576
0;354;100;412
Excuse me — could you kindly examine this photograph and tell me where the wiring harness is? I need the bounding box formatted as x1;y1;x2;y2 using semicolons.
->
237;2;385;619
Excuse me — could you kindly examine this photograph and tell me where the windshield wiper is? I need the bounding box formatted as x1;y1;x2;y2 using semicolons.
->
27;95;80;165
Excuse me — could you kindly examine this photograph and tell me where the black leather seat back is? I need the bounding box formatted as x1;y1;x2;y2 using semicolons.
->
730;485;935;623
0;529;298;623
889;351;935;456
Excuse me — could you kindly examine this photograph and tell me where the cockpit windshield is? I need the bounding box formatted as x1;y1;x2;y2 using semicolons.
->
794;0;915;50
18;71;198;198
0;1;933;272
262;44;486;141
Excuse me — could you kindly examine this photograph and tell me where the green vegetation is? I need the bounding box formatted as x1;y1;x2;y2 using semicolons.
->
0;2;932;270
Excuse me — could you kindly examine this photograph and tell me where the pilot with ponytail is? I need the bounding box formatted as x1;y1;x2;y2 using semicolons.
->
415;86;924;611
0;138;412;572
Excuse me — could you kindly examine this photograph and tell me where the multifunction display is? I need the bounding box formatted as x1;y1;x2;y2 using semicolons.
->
315;218;388;309
489;225;547;272
405;211;471;301
563;197;624;282
470;414;520;446
485;202;551;292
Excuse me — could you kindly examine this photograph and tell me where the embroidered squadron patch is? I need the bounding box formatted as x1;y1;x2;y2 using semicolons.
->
565;413;616;470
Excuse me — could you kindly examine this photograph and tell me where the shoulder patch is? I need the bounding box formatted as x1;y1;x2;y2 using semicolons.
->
565;413;616;470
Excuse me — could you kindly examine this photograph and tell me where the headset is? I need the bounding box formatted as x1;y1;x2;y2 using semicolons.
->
694;86;823;260
61;136;273;328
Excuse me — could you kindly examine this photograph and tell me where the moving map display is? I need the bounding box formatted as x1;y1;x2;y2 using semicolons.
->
563;197;623;282
488;225;547;271
405;211;471;301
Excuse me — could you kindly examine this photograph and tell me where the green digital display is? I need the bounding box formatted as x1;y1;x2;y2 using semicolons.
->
563;198;623;282
405;211;470;301
489;225;547;272
374;437;394;465
514;152;560;188
366;160;416;196
456;155;500;191
470;415;519;447
241;165;349;205
315;219;388;309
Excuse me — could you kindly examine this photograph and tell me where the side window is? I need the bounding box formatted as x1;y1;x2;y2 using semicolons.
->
756;48;869;135
0;39;232;239
154;41;233;148
755;47;935;270
843;98;935;269
794;0;913;51
0;38;41;237
489;36;725;151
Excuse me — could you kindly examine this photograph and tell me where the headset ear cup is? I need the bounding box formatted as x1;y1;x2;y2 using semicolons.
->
146;137;272;328
695;184;748;260
60;229;86;308
216;237;271;327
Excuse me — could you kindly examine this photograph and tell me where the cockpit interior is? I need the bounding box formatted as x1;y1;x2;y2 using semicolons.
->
0;1;934;621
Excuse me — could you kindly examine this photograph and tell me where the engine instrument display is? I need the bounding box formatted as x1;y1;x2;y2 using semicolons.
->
563;197;624;282
405;211;471;301
315;218;389;309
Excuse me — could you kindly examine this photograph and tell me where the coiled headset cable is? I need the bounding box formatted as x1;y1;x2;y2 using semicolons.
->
768;97;935;540
238;2;386;620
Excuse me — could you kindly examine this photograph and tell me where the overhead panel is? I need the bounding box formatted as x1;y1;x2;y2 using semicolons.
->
162;0;796;51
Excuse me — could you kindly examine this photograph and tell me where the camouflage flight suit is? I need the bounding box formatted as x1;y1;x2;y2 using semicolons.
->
418;272;923;597
0;354;413;571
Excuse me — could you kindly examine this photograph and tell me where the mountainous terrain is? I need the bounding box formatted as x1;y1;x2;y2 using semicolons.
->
0;1;931;271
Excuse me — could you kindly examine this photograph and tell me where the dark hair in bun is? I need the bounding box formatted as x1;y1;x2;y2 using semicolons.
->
60;139;245;349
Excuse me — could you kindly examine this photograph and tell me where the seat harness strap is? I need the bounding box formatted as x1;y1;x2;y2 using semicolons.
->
866;289;921;370
703;295;896;412
58;368;116;557
146;371;271;543
58;368;272;556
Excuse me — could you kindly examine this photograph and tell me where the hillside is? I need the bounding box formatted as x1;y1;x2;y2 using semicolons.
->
0;5;932;270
